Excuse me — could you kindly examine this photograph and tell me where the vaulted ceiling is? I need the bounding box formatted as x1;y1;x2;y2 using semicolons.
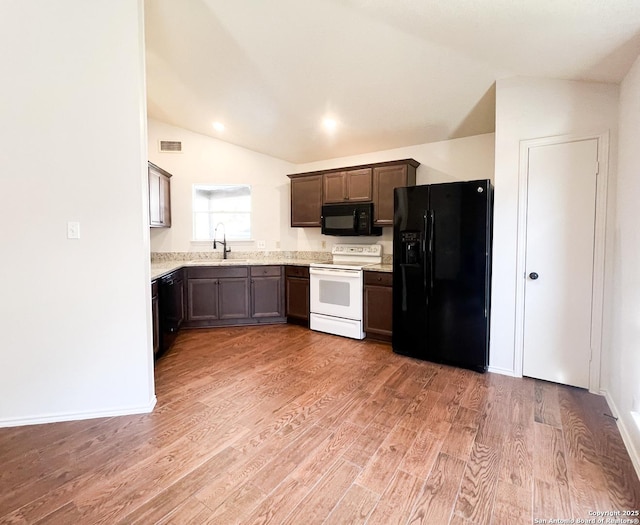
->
145;0;640;163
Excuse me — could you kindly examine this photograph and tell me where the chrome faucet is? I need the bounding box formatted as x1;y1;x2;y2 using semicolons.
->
212;222;231;259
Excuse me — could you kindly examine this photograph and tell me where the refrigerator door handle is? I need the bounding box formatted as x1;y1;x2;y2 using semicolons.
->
422;211;429;292
427;210;435;293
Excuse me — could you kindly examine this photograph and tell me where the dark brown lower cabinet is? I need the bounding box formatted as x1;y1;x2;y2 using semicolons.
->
363;271;393;341
285;265;310;326
218;278;251;319
251;266;285;318
186;266;249;326
184;265;284;328
187;278;220;321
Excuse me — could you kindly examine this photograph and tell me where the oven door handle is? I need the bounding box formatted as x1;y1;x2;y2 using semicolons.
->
309;268;361;278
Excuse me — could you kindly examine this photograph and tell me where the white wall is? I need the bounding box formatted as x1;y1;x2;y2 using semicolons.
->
0;1;154;425
606;55;640;469
492;77;619;375
148;119;294;253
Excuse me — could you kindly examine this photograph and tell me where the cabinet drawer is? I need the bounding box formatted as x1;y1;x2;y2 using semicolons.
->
187;266;248;279
285;265;310;279
250;265;282;277
364;271;392;287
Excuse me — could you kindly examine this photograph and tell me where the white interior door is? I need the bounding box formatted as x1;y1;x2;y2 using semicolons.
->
522;139;598;389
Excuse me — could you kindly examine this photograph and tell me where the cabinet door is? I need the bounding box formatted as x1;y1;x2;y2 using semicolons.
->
323;172;347;203
372;165;408;226
291;175;323;227
218;278;250;319
187;278;219;320
149;162;172;228
286;276;309;323
364;272;393;339
364;284;393;339
251;276;284;318
160;174;171;227
148;169;162;226
346;168;372;202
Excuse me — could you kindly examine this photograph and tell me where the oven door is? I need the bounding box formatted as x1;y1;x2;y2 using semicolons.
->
309;267;363;320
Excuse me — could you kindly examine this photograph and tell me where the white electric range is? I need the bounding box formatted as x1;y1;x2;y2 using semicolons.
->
309;244;383;339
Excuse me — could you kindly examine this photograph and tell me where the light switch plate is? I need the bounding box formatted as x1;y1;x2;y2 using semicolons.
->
67;221;80;239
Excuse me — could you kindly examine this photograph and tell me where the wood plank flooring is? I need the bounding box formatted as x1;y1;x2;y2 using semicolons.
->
1;324;639;524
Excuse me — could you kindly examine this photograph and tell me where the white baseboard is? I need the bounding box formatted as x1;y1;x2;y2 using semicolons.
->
488;365;518;377
602;389;640;481
0;396;157;428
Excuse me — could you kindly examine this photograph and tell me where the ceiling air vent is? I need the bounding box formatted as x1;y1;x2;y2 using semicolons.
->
158;140;183;153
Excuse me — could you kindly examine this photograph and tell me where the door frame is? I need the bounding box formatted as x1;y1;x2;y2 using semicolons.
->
514;131;609;393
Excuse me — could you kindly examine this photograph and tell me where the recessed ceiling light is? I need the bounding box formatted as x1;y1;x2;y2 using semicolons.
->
322;118;337;132
212;122;225;132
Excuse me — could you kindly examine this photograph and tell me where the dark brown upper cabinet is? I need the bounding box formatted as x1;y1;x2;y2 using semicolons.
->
148;161;172;228
288;159;418;228
323;168;372;204
288;173;323;227
372;161;418;226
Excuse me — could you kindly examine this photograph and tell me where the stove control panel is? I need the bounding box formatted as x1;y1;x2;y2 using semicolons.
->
332;244;382;256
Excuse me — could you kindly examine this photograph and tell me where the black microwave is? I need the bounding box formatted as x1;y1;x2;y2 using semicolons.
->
321;203;382;236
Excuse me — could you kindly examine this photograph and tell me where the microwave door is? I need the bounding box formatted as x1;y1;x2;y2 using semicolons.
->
323;208;357;235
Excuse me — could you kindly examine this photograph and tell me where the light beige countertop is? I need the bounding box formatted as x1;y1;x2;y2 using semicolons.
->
362;264;393;273
150;249;393;280
151;258;393;280
151;257;329;280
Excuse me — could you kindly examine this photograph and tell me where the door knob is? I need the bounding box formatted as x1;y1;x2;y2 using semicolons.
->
529;272;539;280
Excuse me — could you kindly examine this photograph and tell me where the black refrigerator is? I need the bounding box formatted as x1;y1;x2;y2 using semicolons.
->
392;180;493;372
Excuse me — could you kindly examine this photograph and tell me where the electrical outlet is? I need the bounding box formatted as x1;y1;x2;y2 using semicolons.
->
256;240;266;250
67;221;80;239
275;241;281;249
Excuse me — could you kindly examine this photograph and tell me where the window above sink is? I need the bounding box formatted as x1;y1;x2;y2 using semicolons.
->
193;184;251;241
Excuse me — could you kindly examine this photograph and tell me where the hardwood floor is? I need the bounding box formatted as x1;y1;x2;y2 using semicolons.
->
1;325;639;524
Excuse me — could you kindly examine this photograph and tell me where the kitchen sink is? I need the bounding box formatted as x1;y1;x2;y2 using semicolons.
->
187;259;249;265
218;259;249;264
